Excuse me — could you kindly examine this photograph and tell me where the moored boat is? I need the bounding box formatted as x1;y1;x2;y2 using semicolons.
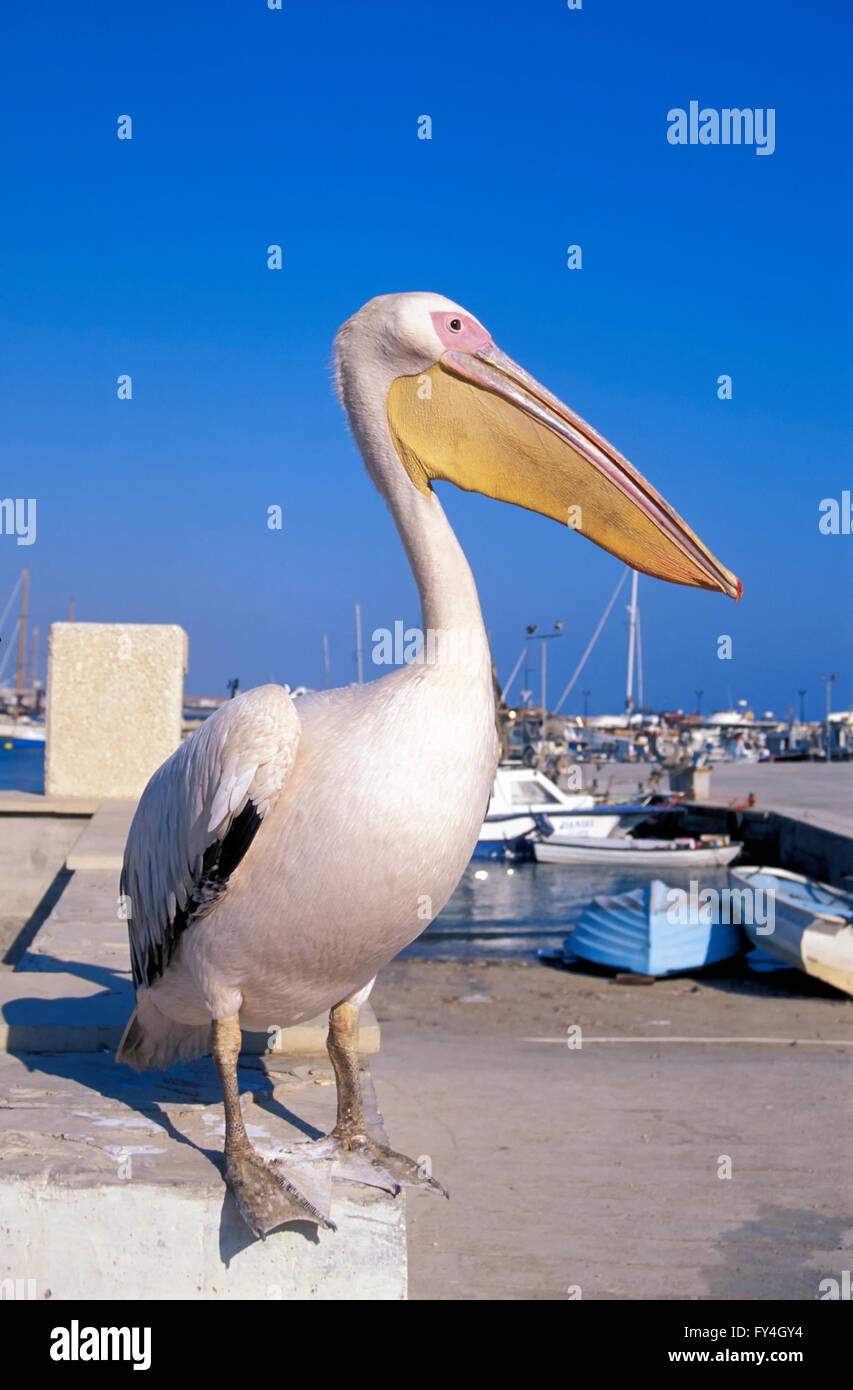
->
475;765;625;860
0;717;45;748
533;832;741;868
728;865;853;996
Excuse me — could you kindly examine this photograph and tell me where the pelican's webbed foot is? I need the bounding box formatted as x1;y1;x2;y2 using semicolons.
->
331;1128;449;1199
214;1014;335;1239
225;1139;336;1238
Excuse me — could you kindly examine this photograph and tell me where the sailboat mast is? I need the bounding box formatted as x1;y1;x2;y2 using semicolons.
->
625;569;638;716
14;566;29;722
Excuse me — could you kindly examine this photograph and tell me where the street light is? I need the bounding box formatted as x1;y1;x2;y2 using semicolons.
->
821;674;838;761
797;688;807;723
523;622;564;716
695;689;704;718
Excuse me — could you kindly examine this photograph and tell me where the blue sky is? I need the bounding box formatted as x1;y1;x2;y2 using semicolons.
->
1;0;850;718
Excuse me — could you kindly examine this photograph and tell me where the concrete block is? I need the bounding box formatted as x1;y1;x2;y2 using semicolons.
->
45;624;187;799
0;1051;406;1299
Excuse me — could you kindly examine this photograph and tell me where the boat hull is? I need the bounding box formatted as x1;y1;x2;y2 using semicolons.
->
476;810;625;860
729;866;853;996
567;879;747;975
0;723;45;748
534;836;742;868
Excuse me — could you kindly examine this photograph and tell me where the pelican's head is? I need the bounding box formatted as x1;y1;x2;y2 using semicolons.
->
335;292;741;600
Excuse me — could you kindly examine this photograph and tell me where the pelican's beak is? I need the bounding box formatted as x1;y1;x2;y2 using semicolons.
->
386;344;741;600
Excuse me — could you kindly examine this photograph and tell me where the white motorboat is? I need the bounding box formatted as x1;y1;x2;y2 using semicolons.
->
728;865;853;996
475;766;628;860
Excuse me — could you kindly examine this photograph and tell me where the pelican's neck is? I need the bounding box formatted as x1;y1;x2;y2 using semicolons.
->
349;402;487;644
389;471;485;638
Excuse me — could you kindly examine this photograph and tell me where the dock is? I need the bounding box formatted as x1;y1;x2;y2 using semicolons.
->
696;760;853;839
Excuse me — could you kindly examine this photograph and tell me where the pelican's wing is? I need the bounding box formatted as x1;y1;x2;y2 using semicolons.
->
121;684;300;991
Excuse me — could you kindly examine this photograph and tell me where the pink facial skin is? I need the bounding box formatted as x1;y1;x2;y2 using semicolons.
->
429;309;493;355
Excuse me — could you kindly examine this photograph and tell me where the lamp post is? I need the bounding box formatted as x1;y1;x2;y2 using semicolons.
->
797;688;807;723
821;674;838;761
523;622;564;716
695;689;704;718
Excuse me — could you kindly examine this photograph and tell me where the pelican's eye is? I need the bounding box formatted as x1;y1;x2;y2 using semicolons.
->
447;317;463;333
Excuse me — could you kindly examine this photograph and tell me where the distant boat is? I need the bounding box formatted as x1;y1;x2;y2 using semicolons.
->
475;765;627;860
728;865;853;997
0;717;45;748
564;878;748;976
533;831;741;868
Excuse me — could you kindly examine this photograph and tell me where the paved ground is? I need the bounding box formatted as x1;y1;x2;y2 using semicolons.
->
370;957;853;1300
584;760;853;837
700;761;853;836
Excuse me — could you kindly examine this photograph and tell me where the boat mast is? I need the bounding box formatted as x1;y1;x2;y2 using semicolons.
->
625;569;638;717
552;566;629;715
30;625;41;717
14;566;29;723
23;623;38;692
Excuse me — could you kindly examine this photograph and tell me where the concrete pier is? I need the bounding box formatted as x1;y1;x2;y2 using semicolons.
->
575;761;853;887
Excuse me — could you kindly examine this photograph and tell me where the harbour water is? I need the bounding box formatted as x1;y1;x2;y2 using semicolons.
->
0;743;44;794
409;859;732;958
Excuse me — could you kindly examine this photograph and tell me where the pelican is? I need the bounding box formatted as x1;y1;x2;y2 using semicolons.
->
117;292;740;1237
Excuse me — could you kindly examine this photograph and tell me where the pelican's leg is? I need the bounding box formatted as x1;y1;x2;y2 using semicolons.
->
213;1016;336;1238
325;997;449;1199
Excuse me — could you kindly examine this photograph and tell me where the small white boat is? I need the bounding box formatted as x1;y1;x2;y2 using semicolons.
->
533;832;742;867
565;878;748;975
475;766;625;860
728;865;853;996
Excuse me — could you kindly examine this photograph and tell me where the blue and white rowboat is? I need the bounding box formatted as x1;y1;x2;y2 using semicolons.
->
565;878;748;976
